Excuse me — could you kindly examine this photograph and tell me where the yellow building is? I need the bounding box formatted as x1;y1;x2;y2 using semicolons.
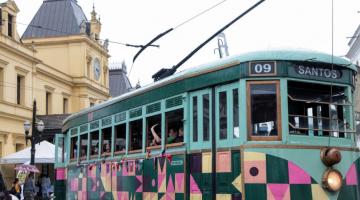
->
0;0;110;185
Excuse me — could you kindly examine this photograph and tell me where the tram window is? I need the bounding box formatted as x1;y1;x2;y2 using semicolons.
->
129;119;143;151
193;97;198;142
288;81;348;137
70;137;78;160
90;130;99;157
233;89;239;138
219;91;227;139
203;94;210;141
249;82;279;137
79;134;88;159
115;123;126;152
147;114;161;147
101;127;112;155
165;108;184;144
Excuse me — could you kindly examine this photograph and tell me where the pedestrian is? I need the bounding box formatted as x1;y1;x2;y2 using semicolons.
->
41;174;51;199
23;174;35;200
10;178;21;200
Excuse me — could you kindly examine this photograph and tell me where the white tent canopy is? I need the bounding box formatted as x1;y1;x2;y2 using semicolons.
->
0;141;59;164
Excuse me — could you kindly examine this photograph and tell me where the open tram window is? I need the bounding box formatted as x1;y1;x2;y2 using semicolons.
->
247;81;281;140
114;123;126;153
129;119;143;152
288;81;351;138
233;89;239;138
90;130;99;157
219;91;227;140
147;114;161;148
70;136;78;160
165;108;184;146
79;134;88;160
101;127;112;155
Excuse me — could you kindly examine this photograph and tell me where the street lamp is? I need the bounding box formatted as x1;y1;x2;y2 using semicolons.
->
23;100;45;165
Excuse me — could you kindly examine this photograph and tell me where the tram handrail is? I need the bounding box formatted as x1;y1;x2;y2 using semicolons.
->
288;94;351;106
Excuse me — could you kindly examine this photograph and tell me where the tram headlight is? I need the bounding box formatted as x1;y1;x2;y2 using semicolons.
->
322;169;343;192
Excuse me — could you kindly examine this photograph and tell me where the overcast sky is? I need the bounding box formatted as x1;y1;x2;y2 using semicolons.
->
14;0;360;85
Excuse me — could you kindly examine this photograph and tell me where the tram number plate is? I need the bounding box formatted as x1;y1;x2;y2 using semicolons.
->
249;61;276;76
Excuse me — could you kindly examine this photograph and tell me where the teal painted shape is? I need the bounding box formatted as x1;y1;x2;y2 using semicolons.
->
244;184;267;200
289;184;312;200
175;193;185;200
266;154;289;183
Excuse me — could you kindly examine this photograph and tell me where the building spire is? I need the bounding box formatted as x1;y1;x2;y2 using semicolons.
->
91;3;97;21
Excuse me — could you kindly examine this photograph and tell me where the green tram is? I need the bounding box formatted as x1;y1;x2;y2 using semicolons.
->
55;50;360;200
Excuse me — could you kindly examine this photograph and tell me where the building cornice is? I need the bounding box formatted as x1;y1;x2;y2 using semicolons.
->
36;65;74;87
22;35;110;58
0;35;41;64
346;35;360;61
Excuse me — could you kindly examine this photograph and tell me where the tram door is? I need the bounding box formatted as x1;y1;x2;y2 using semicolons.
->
189;88;213;199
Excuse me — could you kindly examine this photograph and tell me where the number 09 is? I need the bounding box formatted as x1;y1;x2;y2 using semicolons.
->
254;63;272;73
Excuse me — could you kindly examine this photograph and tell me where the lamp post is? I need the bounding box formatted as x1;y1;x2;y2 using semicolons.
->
23;100;44;165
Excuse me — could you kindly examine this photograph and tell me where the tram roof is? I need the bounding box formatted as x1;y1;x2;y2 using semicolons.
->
63;50;357;126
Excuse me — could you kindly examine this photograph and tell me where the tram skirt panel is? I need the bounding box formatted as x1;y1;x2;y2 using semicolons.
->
243;152;328;200
187;150;242;200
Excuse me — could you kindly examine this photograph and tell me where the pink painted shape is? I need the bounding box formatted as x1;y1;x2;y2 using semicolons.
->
82;178;87;191
346;164;358;185
81;192;87;200
136;176;143;192
91;177;97;191
288;161;311;184
122;163;128;176
158;174;165;191
189;175;201;194
158;159;167;176
56;168;65;180
175;173;184;193
216;152;231;172
167;176;175;193
244;161;266;183
118;192;129;200
70;179;78;191
100;191;105;199
166;193;175;200
268;184;289;200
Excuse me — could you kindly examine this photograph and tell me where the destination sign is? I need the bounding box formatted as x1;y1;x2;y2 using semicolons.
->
249;61;276;76
295;65;341;79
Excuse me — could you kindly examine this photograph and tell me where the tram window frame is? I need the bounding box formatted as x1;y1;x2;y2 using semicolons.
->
247;80;281;141
79;133;88;160
165;108;184;148
114;123;126;154
70;136;78;161
146;114;162;149
190;89;212;150
89;130;100;158
129;119;143;153
215;82;240;148
287;81;351;138
101;127;112;156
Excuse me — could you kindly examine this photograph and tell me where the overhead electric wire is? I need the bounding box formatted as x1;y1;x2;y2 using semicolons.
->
128;0;229;76
14;21;156;48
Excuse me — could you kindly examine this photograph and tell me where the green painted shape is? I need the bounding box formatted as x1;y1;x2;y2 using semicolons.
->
175;193;185;200
143;159;157;192
266;154;289;183
338;186;360;200
216;173;232;193
244;184;267;200
54;180;66;200
289;184;312;200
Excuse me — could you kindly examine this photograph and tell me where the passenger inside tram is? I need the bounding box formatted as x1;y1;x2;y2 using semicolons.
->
150;124;183;145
